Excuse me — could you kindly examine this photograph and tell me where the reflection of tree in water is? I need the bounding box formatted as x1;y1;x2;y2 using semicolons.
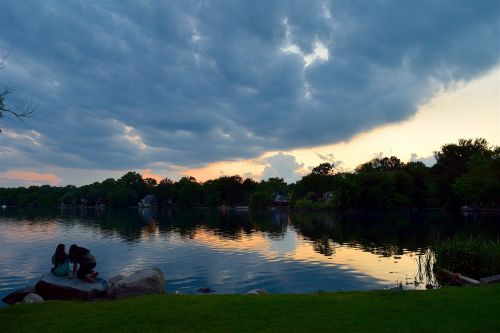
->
369;245;404;257
312;234;335;256
289;210;500;258
140;219;159;239
3;208;500;251
414;249;437;288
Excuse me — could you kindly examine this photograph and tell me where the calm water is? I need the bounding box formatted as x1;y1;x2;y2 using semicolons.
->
1;207;499;304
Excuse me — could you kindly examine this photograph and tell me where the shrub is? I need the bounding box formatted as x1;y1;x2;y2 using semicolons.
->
434;236;500;279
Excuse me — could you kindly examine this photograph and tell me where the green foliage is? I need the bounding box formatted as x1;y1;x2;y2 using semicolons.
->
432;138;496;207
293;163;335;198
154;178;174;206
434;236;500;279
119;171;148;200
173;176;202;208
294;198;326;210
248;191;273;209
311;162;335;176
257;177;288;195
452;154;500;206
356;156;404;173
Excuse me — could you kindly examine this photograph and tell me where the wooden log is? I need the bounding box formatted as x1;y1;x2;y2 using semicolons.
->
439;268;459;279
456;274;480;286
480;274;500;285
438;268;480;285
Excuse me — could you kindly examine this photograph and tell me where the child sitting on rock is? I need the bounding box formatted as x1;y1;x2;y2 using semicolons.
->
68;244;99;283
51;243;70;277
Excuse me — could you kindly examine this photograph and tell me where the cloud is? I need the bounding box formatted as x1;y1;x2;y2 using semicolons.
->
262;153;304;183
316;153;345;172
410;153;436;167
141;169;165;183
0;170;61;186
0;0;498;177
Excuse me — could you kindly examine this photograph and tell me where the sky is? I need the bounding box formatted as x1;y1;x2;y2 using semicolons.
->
0;0;499;187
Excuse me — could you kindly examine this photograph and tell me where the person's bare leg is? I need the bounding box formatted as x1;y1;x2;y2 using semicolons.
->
85;274;96;283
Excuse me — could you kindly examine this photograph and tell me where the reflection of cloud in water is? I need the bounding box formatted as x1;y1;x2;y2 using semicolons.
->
160;244;385;294
0;220;59;241
140;220;161;241
184;226;416;290
191;227;272;253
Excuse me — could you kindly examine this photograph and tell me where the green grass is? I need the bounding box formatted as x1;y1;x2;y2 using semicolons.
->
2;284;500;332
434;236;500;279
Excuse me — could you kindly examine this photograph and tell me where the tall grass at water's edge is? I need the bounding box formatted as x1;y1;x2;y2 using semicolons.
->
434;236;500;279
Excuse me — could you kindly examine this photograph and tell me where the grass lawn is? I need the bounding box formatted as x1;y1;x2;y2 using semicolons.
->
1;284;499;332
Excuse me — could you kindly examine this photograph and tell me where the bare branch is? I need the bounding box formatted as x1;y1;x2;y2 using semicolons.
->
0;46;34;132
0;45;13;70
0;99;34;121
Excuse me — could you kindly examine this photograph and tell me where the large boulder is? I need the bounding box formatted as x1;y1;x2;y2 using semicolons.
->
246;289;270;295
107;268;165;299
35;273;108;301
23;293;44;304
2;286;36;305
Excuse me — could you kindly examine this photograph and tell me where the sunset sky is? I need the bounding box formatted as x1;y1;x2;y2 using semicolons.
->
0;0;498;187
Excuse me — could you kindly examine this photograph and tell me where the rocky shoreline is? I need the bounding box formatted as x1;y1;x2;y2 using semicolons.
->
2;267;165;305
2;268;271;305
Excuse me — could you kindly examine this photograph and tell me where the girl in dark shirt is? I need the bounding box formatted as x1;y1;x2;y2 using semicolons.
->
68;244;98;282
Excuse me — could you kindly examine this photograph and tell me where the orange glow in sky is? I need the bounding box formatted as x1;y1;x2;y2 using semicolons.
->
0;170;61;185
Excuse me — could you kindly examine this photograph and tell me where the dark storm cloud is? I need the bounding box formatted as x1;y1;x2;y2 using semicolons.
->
0;0;498;171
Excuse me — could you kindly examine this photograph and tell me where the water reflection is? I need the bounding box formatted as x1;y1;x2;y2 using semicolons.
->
1;207;499;303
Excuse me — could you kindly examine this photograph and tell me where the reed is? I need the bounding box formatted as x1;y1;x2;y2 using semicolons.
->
415;249;436;287
434;236;500;279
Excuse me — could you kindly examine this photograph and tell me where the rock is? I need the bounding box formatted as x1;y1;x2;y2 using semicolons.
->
35;273;109;301
246;289;269;295
107;268;165;299
23;293;44;304
388;282;403;291
196;287;216;294
2;286;36;305
108;274;124;286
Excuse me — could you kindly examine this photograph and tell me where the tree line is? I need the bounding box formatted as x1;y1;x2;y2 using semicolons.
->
0;138;498;210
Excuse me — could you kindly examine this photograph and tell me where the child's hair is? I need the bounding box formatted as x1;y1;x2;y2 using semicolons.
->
68;244;78;263
68;244;89;263
54;243;67;266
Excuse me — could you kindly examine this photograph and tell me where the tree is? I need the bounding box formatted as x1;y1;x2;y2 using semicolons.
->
154;178;174;206
356;156;404;173
312;162;335;176
453;153;500;206
258;177;289;197
0;48;33;131
173;176;202;208
144;177;158;189
404;161;432;208
432;138;494;207
249;191;273;209
293;163;335;200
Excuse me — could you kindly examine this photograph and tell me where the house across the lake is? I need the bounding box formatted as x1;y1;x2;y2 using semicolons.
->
139;195;157;208
274;193;290;206
322;191;334;204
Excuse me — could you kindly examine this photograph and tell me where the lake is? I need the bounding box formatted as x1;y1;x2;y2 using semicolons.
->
1;207;499;304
